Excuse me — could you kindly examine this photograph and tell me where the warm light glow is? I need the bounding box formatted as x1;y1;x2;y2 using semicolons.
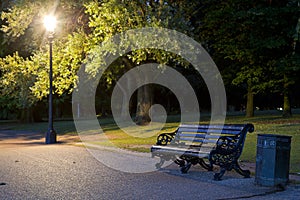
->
43;15;57;32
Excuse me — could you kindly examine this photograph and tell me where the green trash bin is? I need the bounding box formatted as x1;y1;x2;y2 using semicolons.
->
255;134;292;187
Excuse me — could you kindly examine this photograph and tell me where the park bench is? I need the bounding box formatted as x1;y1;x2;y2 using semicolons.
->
151;123;254;180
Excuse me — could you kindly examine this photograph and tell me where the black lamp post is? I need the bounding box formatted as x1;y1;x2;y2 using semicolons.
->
44;15;57;144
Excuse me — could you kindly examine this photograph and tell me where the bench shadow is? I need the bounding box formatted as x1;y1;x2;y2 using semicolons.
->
158;164;277;197
160;163;238;182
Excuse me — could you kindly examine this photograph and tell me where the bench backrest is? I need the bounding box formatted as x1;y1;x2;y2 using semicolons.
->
172;124;254;152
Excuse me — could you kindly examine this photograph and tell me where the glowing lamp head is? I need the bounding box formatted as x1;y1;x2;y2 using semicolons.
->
43;15;57;32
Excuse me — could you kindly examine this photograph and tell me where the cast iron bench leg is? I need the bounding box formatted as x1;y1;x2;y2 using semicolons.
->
155;158;165;169
199;158;213;171
233;161;251;178
214;168;226;181
180;161;192;173
174;159;185;167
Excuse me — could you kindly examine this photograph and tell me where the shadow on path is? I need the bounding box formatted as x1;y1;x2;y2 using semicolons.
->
0;129;80;147
0;130;44;141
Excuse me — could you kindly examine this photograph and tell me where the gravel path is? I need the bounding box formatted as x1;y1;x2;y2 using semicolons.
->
1;129;300;199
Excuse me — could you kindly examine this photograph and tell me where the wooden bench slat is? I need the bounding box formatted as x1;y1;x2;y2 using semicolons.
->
178;129;241;135
179;124;246;130
178;134;223;139
178;137;218;143
177;133;206;138
151;145;210;158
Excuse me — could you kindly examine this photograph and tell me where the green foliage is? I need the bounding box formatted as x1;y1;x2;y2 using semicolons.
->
30;30;89;99
82;0;199;120
1;0;88;39
201;0;299;76
84;0;194;67
1;0;299;120
0;52;37;109
0;0;200;120
199;0;300;114
0;0;90;119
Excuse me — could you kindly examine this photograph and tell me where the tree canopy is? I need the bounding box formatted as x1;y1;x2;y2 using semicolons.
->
199;0;300;117
0;0;200;122
0;0;299;121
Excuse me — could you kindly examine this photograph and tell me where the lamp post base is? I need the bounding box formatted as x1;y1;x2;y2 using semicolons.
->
45;129;57;144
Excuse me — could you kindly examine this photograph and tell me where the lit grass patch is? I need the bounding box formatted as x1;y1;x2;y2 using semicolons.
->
85;122;179;152
225;114;300;173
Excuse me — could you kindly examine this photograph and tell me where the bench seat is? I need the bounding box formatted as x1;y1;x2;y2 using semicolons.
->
151;145;211;158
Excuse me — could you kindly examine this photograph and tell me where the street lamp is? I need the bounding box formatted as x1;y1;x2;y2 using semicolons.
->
44;15;57;144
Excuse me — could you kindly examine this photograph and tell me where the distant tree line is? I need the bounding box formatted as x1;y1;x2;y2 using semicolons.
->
0;0;299;123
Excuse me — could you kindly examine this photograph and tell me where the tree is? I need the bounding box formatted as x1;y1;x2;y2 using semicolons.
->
84;0;197;124
0;53;37;122
280;1;300;117
199;0;300;117
0;0;11;119
1;0;201;123
0;0;10;56
0;0;89;121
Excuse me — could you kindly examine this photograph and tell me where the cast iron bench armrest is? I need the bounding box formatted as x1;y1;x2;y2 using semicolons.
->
156;132;176;145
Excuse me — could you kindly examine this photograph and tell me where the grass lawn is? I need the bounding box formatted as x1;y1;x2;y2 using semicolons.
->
1;112;300;173
224;114;300;173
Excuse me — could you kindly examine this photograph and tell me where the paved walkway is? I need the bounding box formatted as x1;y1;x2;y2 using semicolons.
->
0;129;300;199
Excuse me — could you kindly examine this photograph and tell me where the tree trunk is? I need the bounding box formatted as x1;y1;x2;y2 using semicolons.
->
282;74;292;117
20;107;33;123
283;92;292;117
135;84;152;125
116;79;131;120
246;84;254;118
32;104;43;122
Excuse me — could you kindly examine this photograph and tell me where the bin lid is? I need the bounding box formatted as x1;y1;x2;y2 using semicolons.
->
257;134;292;139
